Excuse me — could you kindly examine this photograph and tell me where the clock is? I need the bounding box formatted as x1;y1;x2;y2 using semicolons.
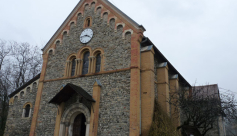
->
80;28;93;43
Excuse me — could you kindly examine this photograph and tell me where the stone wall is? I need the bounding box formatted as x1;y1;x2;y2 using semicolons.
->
4;80;39;136
45;4;131;80
36;71;131;136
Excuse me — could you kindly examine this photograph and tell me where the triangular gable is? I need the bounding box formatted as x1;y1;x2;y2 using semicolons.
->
49;83;95;105
42;0;146;53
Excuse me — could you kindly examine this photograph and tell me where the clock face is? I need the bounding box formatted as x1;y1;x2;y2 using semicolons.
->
80;28;93;43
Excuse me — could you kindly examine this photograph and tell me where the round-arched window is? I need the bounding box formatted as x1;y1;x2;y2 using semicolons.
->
25;104;31;117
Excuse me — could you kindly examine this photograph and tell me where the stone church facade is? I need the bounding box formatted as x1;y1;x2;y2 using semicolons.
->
4;0;191;136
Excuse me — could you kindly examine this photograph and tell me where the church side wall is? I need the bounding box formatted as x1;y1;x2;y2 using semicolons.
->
4;80;39;136
35;71;130;136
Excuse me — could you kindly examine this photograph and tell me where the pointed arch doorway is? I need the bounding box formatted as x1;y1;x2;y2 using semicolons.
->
73;113;86;136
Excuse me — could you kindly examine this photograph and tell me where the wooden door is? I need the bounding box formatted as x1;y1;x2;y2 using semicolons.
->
73;114;86;136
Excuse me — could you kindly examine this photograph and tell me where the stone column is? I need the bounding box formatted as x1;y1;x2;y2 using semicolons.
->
65;60;70;77
85;123;90;136
169;75;180;128
88;56;93;74
75;59;81;75
140;47;155;136
22;109;25;118
29;108;32;117
67;61;72;77
89;56;95;74
157;62;170;115
59;123;66;136
100;54;104;72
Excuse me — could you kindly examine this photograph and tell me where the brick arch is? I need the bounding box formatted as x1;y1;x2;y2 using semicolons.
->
92;48;104;56
77;46;92;58
68;20;76;27
66;53;77;61
116;23;125;32
23;102;33;108
92;48;105;73
47;48;55;55
62;30;69;36
77;12;83;17
90;1;96;7
84;3;90;11
122;29;133;39
101;11;110;18
108;17;116;25
116;23;125;28
95;5;103;14
54;39;62;44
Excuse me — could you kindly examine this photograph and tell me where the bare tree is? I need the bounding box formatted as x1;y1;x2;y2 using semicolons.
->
0;40;42;135
169;85;237;136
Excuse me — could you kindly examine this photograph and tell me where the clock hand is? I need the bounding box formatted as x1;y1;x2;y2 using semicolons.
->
85;35;91;38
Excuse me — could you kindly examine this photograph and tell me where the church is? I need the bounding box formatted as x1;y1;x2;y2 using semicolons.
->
4;0;191;136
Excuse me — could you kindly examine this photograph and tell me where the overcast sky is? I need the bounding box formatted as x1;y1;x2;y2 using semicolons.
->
0;0;236;94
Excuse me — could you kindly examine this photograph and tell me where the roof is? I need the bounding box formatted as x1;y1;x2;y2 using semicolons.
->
49;83;95;105
192;84;220;99
141;37;191;87
42;0;145;52
9;73;41;98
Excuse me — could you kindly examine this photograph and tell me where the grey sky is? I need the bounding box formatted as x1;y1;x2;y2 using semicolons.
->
0;0;236;94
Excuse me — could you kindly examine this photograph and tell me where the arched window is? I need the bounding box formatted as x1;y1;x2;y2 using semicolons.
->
20;91;24;98
82;52;90;75
27;87;30;93
71;58;76;76
14;96;18;103
25;104;30;117
65;55;77;77
95;54;101;73
87;18;90;27
84;17;92;28
33;82;37;91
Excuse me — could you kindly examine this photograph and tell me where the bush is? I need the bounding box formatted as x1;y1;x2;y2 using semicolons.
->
149;100;180;136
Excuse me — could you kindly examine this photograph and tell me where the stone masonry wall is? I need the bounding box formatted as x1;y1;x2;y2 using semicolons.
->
36;71;131;136
44;4;131;80
4;80;39;136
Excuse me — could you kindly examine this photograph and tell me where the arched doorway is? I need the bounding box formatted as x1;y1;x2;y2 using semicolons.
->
73;113;86;136
59;103;91;136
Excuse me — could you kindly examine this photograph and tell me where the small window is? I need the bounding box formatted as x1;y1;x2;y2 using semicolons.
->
25;104;30;117
82;52;90;75
71;58;76;76
84;17;92;28
95;54;101;73
87;19;90;27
